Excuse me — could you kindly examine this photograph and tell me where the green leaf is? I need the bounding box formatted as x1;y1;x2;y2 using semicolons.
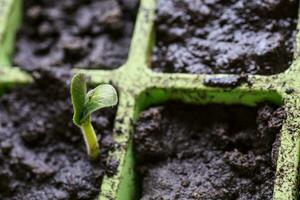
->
81;84;118;122
71;73;87;126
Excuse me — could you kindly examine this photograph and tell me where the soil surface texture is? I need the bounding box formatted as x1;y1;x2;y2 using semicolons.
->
134;102;285;200
0;69;116;200
13;0;138;70
151;0;299;75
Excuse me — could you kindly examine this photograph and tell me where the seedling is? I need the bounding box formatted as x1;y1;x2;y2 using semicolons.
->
71;73;118;160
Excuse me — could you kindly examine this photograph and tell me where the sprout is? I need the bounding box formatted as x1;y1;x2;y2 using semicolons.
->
71;73;118;160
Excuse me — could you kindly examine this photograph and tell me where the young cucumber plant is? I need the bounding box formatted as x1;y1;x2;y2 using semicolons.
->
71;73;118;160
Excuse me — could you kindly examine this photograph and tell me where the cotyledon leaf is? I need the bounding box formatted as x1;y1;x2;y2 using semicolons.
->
81;84;118;123
71;73;87;126
70;73;118;160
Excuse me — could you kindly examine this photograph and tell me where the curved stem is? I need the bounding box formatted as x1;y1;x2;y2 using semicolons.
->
80;121;100;160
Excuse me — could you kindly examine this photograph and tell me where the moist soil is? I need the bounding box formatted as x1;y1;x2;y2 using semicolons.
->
151;0;299;75
13;0;138;70
0;69;116;200
134;102;285;200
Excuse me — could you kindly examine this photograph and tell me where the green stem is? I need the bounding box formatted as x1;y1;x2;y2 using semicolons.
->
80;121;100;160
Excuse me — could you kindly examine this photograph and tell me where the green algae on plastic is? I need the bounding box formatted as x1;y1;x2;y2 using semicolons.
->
1;0;300;199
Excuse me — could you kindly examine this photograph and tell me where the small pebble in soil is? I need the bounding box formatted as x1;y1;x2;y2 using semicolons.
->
203;74;250;88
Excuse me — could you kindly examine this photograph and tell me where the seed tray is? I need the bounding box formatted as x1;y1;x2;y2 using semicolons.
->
0;0;300;199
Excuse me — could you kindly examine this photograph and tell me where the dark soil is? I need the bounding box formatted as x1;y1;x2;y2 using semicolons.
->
0;69;116;200
151;0;299;75
203;74;250;88
13;0;138;70
134;102;285;199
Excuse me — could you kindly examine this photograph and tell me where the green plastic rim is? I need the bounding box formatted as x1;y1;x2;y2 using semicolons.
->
1;0;300;199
